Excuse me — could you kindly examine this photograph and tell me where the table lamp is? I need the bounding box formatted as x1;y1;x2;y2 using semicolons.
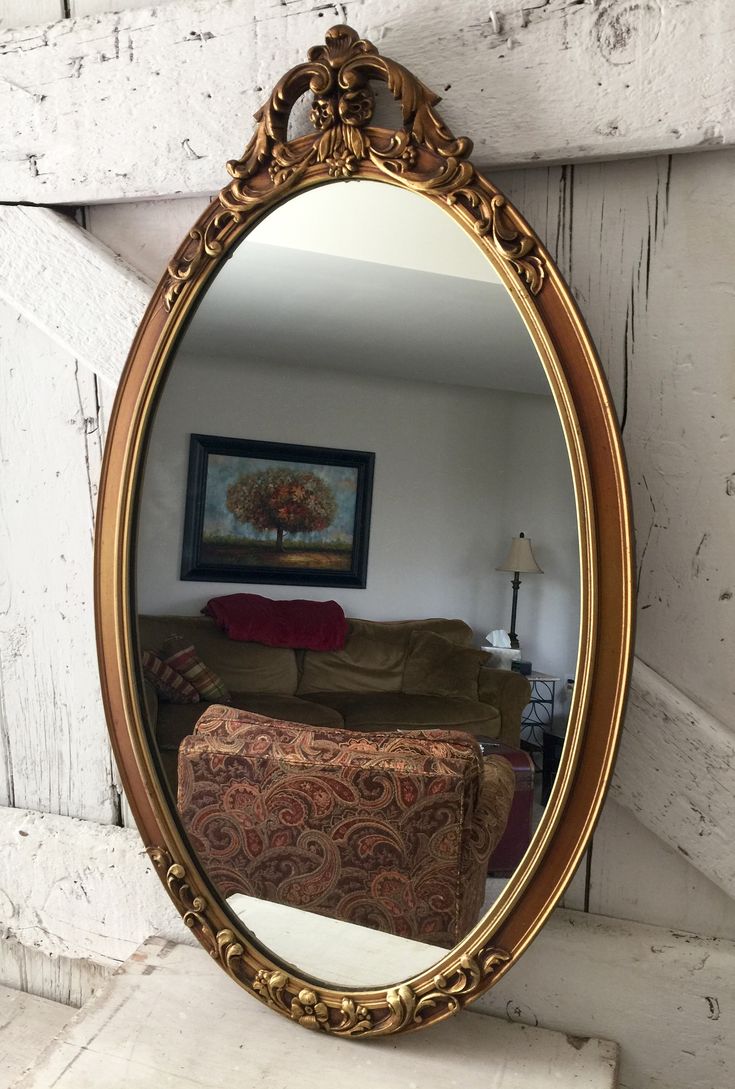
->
497;532;543;649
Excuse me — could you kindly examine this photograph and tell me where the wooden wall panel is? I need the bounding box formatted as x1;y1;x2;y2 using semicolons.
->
2;1;735;203
0;302;118;823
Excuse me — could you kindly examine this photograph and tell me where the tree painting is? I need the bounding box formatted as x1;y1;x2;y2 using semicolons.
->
225;466;337;551
181;435;374;587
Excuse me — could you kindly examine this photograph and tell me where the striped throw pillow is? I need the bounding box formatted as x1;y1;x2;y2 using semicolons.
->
162;642;231;703
142;651;200;704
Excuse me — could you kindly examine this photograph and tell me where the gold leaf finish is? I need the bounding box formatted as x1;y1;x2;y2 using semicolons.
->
95;20;634;1043
163;25;544;312
146;845;510;1038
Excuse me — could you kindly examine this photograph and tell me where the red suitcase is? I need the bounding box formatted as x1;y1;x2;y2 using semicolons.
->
479;739;536;876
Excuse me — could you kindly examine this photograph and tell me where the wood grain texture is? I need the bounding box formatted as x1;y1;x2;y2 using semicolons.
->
476;909;735;1089
0;807;189;965
588;799;735;942
0;207;152;387
0;983;72;1089
0;938;110;1010
0;301;119;822
2;0;735;203
611;658;735;899
13;937;620;1089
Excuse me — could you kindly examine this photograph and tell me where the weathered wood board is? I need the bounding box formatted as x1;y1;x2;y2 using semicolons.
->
0;302;120;823
477;909;735;1089
611;660;735;900
588;798;735;942
0;807;189;965
0;984;72;1089
0;804;732;1089
14;937;621;1089
2;0;735;203
0;206;152;386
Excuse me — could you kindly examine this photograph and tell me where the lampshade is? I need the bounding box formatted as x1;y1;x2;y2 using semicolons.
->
497;533;543;574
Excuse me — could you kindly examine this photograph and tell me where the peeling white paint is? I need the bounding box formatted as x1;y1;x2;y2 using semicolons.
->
1;0;735;203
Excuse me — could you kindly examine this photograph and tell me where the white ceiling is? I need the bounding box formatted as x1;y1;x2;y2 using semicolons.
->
178;182;550;396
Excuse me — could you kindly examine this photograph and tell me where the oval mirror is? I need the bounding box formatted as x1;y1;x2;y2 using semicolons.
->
96;25;633;1037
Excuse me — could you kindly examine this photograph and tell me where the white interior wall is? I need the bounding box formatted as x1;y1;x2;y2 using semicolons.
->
136;351;580;689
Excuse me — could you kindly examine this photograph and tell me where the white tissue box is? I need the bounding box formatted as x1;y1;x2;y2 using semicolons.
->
480;646;521;670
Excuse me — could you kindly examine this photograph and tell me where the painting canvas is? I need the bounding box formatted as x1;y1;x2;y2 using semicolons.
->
180;435;374;587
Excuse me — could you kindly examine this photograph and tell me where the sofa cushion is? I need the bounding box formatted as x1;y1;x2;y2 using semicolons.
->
402;631;485;700
141;651;200;703
300;691;500;736
161;642;231;703
138;615;298;695
156;693;344;752
297;617;473;696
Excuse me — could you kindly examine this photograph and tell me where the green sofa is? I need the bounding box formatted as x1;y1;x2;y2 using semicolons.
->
138;614;531;786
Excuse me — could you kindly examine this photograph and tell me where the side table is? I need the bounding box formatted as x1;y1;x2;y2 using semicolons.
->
519;671;560;769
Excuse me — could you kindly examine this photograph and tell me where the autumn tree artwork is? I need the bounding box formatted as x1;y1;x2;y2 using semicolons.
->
226;467;338;553
181;435;374;588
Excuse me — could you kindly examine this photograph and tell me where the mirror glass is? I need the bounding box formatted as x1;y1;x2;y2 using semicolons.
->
134;181;580;986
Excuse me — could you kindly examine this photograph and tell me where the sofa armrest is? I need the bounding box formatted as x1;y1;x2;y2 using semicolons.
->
478;668;531;747
141;678;159;726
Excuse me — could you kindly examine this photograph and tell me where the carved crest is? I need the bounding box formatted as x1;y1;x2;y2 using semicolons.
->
163;24;544;311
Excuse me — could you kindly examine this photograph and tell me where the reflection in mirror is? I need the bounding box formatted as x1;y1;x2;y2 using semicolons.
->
135;182;579;985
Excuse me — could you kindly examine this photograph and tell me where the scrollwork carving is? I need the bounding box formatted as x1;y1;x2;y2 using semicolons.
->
162;24;545;312
146;845;510;1038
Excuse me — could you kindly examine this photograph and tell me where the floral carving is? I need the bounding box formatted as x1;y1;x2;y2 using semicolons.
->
291;989;330;1031
162;23;545;311
146;845;511;1037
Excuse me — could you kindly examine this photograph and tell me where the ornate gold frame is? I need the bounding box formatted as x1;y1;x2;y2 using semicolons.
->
94;26;634;1038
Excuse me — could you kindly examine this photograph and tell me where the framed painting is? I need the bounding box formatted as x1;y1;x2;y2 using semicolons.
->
180;434;375;587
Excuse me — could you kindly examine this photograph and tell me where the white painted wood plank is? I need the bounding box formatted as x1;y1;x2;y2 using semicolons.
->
476;909;735;1089
496;151;735;720
0;303;120;823
610;658;735;900
2;0;735;204
70;0;177;15
0;937;110;1011
0;2;61;29
0;207;151;386
14;937;620;1089
589;799;735;941
0;807;189;965
3;801;734;1089
0;984;72;1089
85;196;209;282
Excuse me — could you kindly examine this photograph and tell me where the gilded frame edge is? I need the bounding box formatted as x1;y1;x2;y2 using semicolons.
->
94;24;635;1039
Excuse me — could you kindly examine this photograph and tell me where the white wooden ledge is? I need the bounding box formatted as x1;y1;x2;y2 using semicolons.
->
0;985;72;1089
2;805;734;1089
14;937;619;1089
1;0;735;204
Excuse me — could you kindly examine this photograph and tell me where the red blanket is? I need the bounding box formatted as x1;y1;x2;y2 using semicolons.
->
202;593;348;651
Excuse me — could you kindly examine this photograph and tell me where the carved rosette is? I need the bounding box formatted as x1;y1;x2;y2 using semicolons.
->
146;846;511;1037
163;24;545;311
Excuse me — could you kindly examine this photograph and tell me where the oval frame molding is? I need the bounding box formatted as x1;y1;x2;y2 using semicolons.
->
95;25;634;1038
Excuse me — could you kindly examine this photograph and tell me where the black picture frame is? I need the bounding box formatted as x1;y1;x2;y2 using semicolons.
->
180;434;374;588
